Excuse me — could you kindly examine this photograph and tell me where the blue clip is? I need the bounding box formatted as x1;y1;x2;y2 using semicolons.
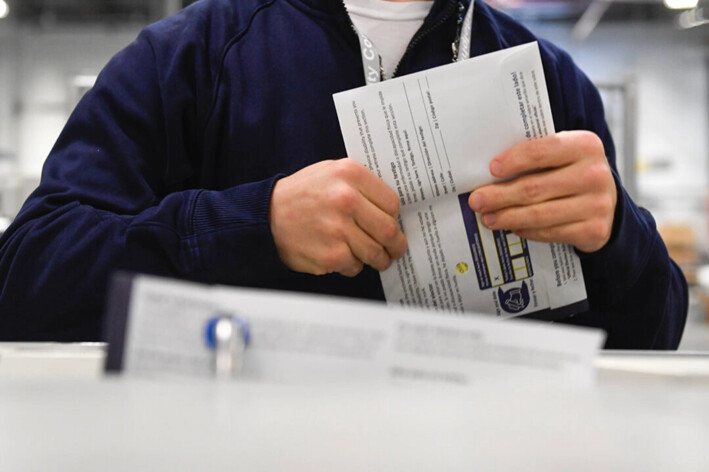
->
204;314;251;378
204;314;251;349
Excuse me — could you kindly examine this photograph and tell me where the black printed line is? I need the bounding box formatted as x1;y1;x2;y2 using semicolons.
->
403;82;434;197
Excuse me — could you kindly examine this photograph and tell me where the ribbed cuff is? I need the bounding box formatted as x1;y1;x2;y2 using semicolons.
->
189;175;292;284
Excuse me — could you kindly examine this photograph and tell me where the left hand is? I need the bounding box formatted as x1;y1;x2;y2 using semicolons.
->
468;130;617;253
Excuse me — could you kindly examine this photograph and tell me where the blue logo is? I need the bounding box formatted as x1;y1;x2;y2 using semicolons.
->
498;281;530;314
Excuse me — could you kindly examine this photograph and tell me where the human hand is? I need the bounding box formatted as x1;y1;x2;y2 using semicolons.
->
468;130;617;253
270;158;408;277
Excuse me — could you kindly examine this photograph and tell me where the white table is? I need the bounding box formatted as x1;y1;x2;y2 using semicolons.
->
1;344;708;471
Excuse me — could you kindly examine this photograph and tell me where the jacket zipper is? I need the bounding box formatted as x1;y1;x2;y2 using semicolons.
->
340;0;459;81
392;0;458;78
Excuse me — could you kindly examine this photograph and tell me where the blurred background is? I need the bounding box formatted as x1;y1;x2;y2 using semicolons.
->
0;0;707;347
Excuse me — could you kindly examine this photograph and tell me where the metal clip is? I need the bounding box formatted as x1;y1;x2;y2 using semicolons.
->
204;314;251;379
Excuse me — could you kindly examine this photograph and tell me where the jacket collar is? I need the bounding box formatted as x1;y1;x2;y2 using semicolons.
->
294;0;463;19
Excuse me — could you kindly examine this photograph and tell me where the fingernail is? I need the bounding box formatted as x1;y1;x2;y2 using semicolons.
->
490;160;502;176
470;193;483;212
482;213;496;227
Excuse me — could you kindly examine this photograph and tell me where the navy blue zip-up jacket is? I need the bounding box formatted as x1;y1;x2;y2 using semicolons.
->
0;0;687;347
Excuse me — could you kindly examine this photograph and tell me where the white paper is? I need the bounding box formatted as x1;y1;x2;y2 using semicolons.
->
121;275;604;386
333;42;587;319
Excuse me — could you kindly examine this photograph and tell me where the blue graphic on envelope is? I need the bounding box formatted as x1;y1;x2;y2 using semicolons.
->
458;192;533;291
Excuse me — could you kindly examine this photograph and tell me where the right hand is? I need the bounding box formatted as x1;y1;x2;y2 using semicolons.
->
270;158;408;277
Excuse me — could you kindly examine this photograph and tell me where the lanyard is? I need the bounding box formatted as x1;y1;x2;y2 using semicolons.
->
353;0;475;85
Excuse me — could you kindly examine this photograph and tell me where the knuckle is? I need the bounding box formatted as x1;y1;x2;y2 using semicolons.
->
538;227;556;242
370;250;390;270
595;194;614;217
521;178;543;201
385;191;401;216
310;267;328;276
379;219;400;242
526;139;549;164
582;189;613;222
341;158;370;181
321;245;350;272
331;159;361;184
589;221;609;243
334;157;358;175
350;261;365;277
578;130;605;153
586;161;610;188
330;184;359;210
320;250;342;273
322;218;346;241
341;259;364;277
363;243;384;264
389;236;408;259
527;205;544;226
575;221;606;251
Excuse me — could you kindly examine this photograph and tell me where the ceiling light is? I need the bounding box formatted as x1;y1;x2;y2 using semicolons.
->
0;1;9;19
677;7;709;28
664;0;699;10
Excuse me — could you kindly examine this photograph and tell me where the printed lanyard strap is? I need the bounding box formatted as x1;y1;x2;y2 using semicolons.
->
354;0;475;85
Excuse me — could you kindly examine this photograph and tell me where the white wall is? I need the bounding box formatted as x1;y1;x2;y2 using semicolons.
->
0;23;140;215
0;25;19;164
14;25;140;175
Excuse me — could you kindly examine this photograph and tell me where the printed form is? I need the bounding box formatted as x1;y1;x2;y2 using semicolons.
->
117;275;603;385
333;42;587;320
